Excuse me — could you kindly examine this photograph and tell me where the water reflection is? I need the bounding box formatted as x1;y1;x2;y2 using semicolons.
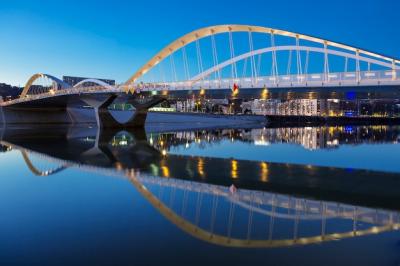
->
150;125;400;151
1;125;400;248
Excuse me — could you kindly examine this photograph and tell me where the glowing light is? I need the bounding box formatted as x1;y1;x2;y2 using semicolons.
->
150;164;159;176
115;162;123;170
199;88;206;95
260;162;269;182
254;140;270;146
162;149;167;156
261;88;269;99
231;160;238;179
161;166;170;177
197;158;205;177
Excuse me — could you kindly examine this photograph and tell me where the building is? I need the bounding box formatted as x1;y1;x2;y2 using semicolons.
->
0;83;22;100
62;76;115;87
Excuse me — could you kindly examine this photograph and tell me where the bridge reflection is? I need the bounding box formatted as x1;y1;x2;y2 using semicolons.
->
1;126;400;248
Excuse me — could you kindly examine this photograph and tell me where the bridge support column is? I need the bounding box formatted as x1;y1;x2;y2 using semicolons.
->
82;94;166;129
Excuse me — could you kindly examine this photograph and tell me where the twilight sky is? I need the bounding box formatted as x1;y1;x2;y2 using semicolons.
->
0;0;399;85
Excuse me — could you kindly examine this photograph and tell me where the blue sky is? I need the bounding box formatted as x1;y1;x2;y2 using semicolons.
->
0;0;399;86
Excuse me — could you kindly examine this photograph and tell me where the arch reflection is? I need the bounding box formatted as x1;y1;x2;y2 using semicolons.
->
1;125;400;248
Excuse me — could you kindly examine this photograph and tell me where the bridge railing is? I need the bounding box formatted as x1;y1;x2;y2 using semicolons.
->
138;69;400;92
0;85;123;106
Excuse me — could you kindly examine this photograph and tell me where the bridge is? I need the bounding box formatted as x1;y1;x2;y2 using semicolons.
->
1;126;400;248
1;24;400;127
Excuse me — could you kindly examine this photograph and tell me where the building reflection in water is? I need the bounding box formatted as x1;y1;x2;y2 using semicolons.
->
151;125;400;151
1;125;400;248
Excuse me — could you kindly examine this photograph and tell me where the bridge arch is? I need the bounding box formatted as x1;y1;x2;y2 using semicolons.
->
21;150;69;176
126;24;400;85
73;79;116;90
190;45;400;85
129;176;400;248
20;73;71;98
12;144;400;248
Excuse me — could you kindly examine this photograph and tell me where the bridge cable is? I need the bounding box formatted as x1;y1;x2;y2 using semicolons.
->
270;31;279;83
210;194;219;233
195;38;205;81
305;49;309;76
228;30;238;83
181;45;191;81
248;31;257;85
287;50;292;76
195;189;204;226
211;32;221;85
268;194;276;240
296;35;303;78
169;53;178;83
242;57;248;79
227;201;236;239
158;60;166;87
356;50;361;82
246;193;255;240
257;54;262;79
321;202;327;238
293;199;300;241
323;42;330;82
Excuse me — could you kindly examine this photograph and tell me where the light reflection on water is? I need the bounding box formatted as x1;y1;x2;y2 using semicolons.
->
154;125;400;172
0;125;400;265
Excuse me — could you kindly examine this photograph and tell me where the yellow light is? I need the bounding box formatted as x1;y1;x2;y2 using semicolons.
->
49;89;55;95
261;87;269;99
200;88;205;96
231;160;238;179
115;162;123;170
197;158;205;177
260;162;269;182
161;166;170;177
162;149;167;156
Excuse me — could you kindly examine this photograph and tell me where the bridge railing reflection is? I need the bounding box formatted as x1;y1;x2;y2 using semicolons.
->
131;173;400;247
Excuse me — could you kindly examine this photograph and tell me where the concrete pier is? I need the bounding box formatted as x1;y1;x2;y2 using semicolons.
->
0;106;267;129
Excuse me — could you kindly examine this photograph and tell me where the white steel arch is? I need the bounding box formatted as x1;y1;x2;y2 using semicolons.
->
190;45;400;84
73;78;115;90
126;24;400;85
20;73;71;98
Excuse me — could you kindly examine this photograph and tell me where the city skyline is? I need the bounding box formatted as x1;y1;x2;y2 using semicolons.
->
1;0;400;86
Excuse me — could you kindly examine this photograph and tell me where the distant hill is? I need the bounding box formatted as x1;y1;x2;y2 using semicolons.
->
0;83;22;99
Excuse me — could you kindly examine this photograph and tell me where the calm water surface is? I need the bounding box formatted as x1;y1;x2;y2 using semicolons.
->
0;125;400;265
